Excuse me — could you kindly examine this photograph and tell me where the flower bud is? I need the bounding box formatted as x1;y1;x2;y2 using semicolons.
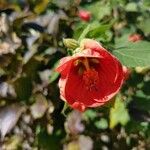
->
63;38;79;50
128;34;142;42
78;10;91;22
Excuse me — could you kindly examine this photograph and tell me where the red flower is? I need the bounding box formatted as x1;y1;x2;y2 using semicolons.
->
78;10;91;22
56;39;127;112
128;34;142;42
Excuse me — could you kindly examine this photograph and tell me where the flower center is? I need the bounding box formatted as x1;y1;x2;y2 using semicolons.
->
82;69;99;91
74;58;100;91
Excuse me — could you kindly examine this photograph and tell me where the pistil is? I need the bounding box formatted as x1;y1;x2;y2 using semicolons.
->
82;58;90;70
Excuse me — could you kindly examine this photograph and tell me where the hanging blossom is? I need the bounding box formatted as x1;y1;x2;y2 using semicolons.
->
56;39;128;112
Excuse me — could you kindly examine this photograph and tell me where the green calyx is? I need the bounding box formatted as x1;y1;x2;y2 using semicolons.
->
63;38;79;50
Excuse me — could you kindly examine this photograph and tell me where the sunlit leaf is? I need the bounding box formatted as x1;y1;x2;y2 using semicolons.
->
34;0;50;14
125;2;138;12
113;41;150;67
109;95;130;129
0;104;24;139
30;94;48;119
3;135;22;150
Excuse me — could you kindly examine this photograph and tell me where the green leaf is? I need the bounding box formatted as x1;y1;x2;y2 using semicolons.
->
109;95;130;129
38;130;61;150
125;2;138;12
138;19;150;35
78;22;111;42
34;0;50;14
94;118;108;129
83;110;97;121
49;72;59;83
14;77;32;102
84;1;111;20
133;90;150;111
0;68;5;76
49;60;60;83
113;41;150;67
61;102;69;116
87;24;111;39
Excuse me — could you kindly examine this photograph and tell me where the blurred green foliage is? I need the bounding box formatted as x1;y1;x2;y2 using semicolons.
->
0;0;150;150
